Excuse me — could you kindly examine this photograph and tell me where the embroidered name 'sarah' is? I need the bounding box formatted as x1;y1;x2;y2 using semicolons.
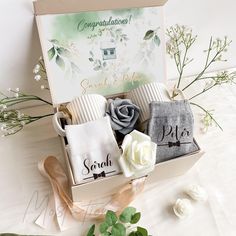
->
82;154;113;175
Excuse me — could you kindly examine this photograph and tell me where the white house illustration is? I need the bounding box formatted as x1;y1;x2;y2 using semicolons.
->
100;41;117;60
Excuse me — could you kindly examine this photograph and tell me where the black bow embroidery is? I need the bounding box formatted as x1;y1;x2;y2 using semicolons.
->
93;171;106;180
168;141;181;147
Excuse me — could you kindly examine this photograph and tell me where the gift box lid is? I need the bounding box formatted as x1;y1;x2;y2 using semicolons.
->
34;0;168;106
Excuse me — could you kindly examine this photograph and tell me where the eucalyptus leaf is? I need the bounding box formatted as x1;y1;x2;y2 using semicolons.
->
89;57;94;62
154;35;161;46
111;223;126;236
48;47;55;61
128;232;136;236
130;212;141;224
105;210;117;226
86;224;95;236
144;30;155;40
56;55;65;70
99;222;109;233
119;207;136;223
101;232;111;236
137;227;148;236
135;232;143;236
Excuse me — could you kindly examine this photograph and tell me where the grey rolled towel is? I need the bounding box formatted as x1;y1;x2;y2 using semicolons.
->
147;100;199;163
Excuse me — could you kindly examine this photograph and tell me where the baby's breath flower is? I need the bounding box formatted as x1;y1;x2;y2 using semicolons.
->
40;85;45;90
20;121;26;126
33;64;40;74
34;75;41;81
0;89;53;136
0;104;7;111
0;124;6;131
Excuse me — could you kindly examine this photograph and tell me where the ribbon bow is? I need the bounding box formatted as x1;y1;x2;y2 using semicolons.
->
93;171;106;180
168;141;181;147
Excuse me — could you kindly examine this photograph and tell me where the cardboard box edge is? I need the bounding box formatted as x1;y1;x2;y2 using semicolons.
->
33;0;168;15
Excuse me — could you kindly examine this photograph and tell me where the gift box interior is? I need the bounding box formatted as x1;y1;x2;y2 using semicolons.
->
34;0;204;202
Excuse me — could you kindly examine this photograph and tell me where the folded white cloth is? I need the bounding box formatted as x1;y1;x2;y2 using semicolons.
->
65;117;121;185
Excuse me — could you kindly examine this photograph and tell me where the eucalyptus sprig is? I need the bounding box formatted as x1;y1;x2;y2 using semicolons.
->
86;207;151;236
166;25;236;131
0;88;53;136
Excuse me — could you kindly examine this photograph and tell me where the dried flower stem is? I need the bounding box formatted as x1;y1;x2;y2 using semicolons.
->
190;102;223;131
166;25;236;131
0;88;53;136
182;37;232;91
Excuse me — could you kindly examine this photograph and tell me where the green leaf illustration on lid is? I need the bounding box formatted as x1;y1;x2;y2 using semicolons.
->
144;30;154;40
48;47;55;60
56;55;65;70
154;35;161;46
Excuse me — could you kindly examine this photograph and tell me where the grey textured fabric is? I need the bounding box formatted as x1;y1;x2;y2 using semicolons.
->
106;98;140;135
147;100;199;163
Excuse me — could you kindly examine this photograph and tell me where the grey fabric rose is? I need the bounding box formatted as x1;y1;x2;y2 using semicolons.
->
106;98;140;135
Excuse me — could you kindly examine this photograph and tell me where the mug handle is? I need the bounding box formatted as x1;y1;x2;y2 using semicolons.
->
52;112;68;137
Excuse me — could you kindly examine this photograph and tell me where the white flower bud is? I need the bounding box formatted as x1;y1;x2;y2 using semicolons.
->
173;198;193;219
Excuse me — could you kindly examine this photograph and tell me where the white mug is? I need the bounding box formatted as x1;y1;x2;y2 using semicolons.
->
53;94;107;136
125;82;171;123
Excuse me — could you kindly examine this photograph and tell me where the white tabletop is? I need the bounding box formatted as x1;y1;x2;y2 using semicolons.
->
0;82;236;236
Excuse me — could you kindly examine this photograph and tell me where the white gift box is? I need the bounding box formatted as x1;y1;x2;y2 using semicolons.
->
34;0;204;202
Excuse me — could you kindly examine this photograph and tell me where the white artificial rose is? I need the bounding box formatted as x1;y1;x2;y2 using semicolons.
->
119;130;156;178
185;184;208;202
173;198;193;219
